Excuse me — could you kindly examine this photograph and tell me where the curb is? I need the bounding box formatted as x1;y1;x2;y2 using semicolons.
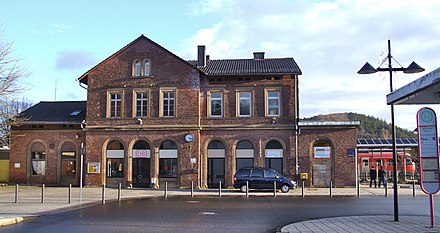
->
0;217;24;227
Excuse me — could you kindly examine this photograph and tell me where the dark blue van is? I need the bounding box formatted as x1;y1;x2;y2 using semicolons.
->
233;167;296;193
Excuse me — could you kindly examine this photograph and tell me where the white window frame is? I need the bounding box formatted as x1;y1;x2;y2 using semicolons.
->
133;89;149;118
208;91;223;117
160;88;177;117
133;60;141;77
265;89;281;117
143;59;151;76
107;90;124;118
237;91;252;117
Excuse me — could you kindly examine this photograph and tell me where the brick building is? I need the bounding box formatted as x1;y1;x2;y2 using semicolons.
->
9;35;359;188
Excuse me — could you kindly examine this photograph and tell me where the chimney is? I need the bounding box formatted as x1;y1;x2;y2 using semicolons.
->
197;45;206;66
253;52;265;59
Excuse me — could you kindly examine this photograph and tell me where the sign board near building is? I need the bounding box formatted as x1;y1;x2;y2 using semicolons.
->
314;147;331;158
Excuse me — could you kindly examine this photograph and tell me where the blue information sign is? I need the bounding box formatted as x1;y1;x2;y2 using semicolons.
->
417;107;440;194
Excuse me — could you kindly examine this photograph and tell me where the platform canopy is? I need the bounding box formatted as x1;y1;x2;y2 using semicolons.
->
387;67;440;105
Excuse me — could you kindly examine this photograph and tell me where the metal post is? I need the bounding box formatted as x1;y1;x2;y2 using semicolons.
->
68;184;72;204
14;184;18;203
387;40;399;221
273;181;277;197
246;181;249;198
385;184;388;197
101;184;106;205
41;184;45;203
413;180;416;197
191;181;194;197
357;180;360;197
219;181;222;197
164;181;168;199
430;194;435;228
329;181;332;197
80;143;84;203
118;183;121;202
302;181;305;197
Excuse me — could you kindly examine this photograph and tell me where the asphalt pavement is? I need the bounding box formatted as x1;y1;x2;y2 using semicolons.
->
0;183;439;232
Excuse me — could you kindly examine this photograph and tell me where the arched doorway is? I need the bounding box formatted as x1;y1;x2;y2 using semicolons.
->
236;140;254;171
311;138;334;187
106;140;125;184
159;140;178;188
60;141;77;186
207;140;225;188
265;140;283;174
132;140;151;188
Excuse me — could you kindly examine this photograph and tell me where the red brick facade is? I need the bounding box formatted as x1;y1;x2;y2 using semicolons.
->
9;35;358;188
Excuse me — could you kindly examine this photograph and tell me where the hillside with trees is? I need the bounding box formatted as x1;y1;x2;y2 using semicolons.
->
302;112;417;139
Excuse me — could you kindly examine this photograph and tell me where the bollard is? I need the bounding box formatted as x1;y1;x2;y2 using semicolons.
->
68;184;72;204
413;180;416;197
246;181;249;198
191;181;194;198
164;182;168;199
15;184;18;203
41;184;45;203
329;181;332;197
118;183;122;202
302;181;305;197
357;180;360;197
385;184;388;197
219;181;222;197
273;181;277;197
102;184;106;205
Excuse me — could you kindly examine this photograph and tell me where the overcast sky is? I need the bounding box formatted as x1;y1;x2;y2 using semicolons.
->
2;0;440;131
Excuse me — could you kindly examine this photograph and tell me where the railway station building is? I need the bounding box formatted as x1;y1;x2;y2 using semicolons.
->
9;35;359;189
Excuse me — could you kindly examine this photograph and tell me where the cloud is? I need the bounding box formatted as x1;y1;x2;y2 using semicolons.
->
55;50;98;71
182;0;440;130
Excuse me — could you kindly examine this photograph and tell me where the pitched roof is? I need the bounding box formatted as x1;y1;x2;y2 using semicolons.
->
18;101;86;124
188;58;302;76
77;35;204;85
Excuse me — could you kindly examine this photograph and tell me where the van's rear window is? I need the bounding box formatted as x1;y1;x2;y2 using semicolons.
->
235;169;250;177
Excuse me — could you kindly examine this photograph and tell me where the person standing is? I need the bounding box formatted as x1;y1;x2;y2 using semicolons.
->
369;166;377;188
378;166;387;188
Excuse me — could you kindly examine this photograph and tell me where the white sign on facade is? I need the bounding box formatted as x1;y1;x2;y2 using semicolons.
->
132;150;151;158
314;147;331;158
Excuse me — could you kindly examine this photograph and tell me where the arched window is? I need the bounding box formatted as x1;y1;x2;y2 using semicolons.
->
208;140;225;149
106;140;124;178
236;140;254;170
31;142;46;175
143;59;151;76
159;140;178;178
265;140;283;174
133;60;141;76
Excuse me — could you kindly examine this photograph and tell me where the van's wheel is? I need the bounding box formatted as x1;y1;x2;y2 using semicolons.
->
280;184;290;193
240;184;248;193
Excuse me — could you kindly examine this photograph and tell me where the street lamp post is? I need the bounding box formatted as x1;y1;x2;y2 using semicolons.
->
357;39;424;221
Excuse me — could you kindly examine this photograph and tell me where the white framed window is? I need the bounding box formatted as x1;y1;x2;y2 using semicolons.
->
160;88;176;117
133;90;148;118
133;60;141;76
237;91;252;117
143;59;151;76
266;89;281;116
209;91;223;117
107;90;124;118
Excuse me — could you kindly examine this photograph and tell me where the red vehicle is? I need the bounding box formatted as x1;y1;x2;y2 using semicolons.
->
358;151;417;181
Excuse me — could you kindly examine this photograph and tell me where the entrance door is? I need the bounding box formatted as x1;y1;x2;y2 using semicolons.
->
132;158;150;188
208;158;225;188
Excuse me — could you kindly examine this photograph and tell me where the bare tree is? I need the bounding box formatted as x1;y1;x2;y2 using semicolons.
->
0;98;33;145
0;28;29;146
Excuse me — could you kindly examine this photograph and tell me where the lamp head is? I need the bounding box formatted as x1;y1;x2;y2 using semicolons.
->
357;62;377;74
404;61;425;74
